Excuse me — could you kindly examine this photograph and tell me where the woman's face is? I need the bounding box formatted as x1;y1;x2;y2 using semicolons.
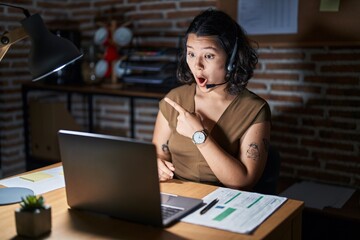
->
186;33;228;91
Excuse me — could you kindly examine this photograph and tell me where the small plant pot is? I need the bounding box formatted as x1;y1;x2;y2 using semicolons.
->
15;206;52;238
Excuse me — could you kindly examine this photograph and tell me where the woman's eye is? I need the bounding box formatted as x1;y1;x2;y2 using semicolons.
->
205;54;215;59
187;52;195;58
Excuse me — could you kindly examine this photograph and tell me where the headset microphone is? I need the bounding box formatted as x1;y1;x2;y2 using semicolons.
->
206;80;229;89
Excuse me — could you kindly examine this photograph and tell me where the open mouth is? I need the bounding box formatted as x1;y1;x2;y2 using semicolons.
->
196;76;207;86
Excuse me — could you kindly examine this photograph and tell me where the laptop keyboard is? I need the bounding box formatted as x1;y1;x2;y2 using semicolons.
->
161;205;182;220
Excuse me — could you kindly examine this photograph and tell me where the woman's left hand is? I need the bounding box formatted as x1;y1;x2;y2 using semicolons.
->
164;97;204;139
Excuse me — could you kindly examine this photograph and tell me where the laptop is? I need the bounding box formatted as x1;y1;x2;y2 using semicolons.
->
58;130;203;227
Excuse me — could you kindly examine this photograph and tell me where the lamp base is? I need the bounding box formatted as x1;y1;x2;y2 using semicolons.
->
0;187;34;205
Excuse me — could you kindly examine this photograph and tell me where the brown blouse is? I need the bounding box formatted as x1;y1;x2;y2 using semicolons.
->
159;83;271;186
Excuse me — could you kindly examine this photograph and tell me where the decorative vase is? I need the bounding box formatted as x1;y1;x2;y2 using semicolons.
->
15;206;52;238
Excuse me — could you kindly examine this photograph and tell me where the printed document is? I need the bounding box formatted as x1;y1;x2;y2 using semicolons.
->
182;187;287;234
0;166;65;195
237;0;299;35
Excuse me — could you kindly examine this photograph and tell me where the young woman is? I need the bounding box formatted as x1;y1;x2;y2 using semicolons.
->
152;9;271;190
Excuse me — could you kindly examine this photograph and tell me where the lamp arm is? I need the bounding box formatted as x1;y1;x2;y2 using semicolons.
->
0;3;30;17
0;27;28;62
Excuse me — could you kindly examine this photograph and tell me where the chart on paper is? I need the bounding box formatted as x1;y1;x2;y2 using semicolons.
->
181;187;287;234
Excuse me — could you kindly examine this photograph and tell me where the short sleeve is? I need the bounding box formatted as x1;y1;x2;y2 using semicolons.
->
253;102;271;124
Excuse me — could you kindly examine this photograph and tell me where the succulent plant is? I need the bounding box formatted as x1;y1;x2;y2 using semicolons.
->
19;195;46;212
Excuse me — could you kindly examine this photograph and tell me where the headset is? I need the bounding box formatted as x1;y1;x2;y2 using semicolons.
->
206;25;239;89
206;37;238;89
226;37;238;73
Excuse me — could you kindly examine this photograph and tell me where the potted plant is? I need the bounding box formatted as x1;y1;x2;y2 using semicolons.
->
15;195;51;238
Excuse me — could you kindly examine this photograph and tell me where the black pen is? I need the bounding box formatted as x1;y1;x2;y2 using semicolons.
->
200;198;219;215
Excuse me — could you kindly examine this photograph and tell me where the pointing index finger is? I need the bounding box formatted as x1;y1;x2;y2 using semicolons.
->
164;97;185;114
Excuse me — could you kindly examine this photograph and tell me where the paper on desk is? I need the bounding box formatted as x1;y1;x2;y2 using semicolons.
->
280;181;355;209
0;166;65;195
181;187;287;234
20;172;53;182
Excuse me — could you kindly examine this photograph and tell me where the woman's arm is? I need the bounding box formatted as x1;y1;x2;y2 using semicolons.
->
197;121;270;189
164;97;270;189
152;111;175;181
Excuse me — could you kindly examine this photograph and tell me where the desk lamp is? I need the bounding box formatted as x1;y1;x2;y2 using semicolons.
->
0;3;82;205
0;3;83;81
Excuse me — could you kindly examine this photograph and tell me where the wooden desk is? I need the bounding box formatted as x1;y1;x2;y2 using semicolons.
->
0;164;304;239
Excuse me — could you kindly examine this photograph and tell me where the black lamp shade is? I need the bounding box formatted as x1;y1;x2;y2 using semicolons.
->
21;14;83;81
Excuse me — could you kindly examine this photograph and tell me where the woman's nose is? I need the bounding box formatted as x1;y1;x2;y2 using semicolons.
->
195;57;204;70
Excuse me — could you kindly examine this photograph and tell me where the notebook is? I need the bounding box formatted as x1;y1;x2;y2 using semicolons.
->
58;130;203;227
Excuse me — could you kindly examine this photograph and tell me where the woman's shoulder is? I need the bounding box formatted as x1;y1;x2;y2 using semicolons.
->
239;88;268;106
166;84;195;100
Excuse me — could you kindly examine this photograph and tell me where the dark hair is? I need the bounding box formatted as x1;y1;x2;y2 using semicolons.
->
177;9;258;95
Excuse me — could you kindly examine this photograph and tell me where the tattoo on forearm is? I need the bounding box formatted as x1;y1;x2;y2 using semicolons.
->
247;143;260;161
263;138;269;152
161;140;169;153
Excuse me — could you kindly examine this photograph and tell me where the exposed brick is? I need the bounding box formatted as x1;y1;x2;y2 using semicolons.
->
67;9;99;17
137;21;172;29
271;134;298;144
247;82;267;90
140;2;176;11
326;87;360;97
278;146;310;158
259;52;305;60
68;2;92;8
271;45;320;50
272;124;315;136
302;118;356;130
274;106;324;117
311;53;360;61
329;110;360;119
271;84;321;94
176;19;193;28
319;130;360;142
166;10;202;19
301;138;354;151
180;1;216;8
281;156;321;168
37;1;67;8
128;12;163;20
265;94;303;103
272;115;299;125
305;76;359;85
307;98;360;108
253;73;299;81
328;45;360;50
266;63;316;71
128;0;157;3
321;64;360;73
94;0;124;7
313;151;360;164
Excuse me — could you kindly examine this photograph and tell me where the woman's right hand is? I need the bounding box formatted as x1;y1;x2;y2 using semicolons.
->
157;158;175;181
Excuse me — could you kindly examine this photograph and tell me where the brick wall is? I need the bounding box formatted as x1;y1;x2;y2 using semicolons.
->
1;0;359;189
